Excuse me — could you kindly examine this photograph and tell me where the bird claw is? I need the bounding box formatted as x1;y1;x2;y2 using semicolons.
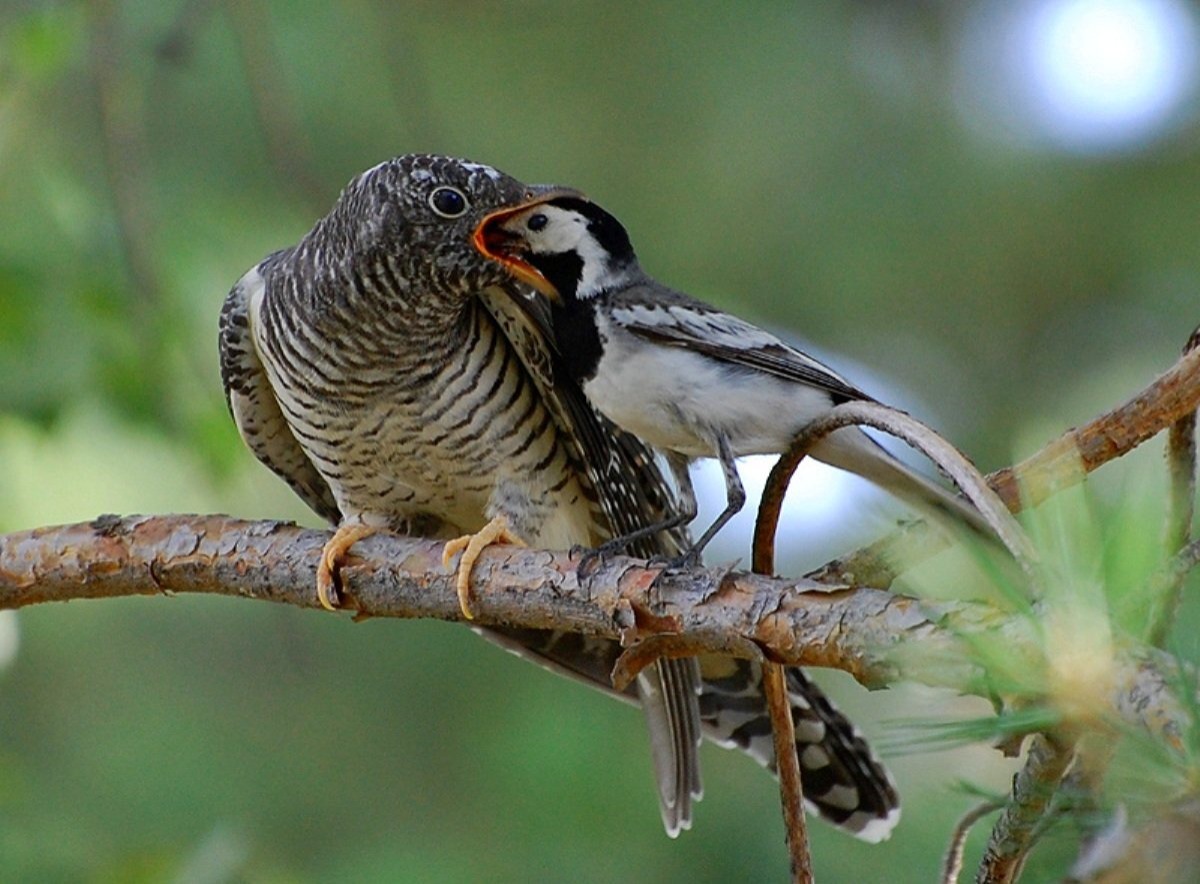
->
316;522;380;611
576;548;606;581
575;533;641;580
443;515;527;620
316;555;340;611
658;547;704;572
577;537;703;580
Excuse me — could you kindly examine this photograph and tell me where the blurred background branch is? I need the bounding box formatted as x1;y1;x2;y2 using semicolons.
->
222;0;328;213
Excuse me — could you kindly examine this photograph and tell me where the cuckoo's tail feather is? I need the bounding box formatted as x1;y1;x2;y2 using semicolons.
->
697;656;901;843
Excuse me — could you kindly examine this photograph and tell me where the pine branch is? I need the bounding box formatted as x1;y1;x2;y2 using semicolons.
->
0;513;1190;748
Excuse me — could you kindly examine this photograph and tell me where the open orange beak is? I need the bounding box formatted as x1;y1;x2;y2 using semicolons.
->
473;187;584;300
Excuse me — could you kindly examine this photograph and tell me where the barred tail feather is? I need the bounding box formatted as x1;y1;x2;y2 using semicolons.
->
697;656;900;842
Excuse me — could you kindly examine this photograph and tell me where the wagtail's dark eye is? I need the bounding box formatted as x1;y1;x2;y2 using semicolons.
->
429;186;468;218
527;213;548;232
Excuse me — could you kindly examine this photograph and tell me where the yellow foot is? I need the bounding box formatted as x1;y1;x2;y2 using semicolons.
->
317;522;380;611
442;515;527;620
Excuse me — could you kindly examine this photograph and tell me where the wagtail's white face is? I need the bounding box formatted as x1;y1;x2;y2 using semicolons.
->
474;194;639;302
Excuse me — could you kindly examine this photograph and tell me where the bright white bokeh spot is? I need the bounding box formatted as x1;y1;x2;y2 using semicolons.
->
691;454;901;573
1023;0;1197;146
955;0;1199;153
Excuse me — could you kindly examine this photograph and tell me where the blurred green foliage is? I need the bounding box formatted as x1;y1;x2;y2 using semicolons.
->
1;1;1199;881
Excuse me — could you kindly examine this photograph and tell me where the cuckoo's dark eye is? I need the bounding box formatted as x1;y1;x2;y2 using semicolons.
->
429;186;468;218
527;213;548;232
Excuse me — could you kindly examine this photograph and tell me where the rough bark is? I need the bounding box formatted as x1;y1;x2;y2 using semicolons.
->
0;513;1188;751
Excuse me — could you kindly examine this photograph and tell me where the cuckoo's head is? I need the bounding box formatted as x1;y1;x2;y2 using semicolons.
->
298;154;554;306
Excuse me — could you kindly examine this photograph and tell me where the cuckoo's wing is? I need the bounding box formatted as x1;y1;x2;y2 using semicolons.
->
481;284;690;554
219;260;341;525
480;283;703;836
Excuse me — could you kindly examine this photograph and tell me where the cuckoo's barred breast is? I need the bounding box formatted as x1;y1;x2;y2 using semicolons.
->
247;253;597;548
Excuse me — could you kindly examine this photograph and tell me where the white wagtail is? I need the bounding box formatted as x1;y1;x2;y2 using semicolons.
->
473;192;985;562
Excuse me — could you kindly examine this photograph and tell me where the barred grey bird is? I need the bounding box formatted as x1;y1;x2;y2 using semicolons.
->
474;193;988;563
218;154;704;834
218;154;898;841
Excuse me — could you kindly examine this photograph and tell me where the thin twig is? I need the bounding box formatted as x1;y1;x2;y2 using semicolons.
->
942;799;1005;884
1145;539;1200;646
812;344;1200;588
763;660;813;884
1147;328;1200;647
990;344;1200;512
754;470;813;883
754;400;1038;578
975;734;1077;884
1165;388;1197;558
